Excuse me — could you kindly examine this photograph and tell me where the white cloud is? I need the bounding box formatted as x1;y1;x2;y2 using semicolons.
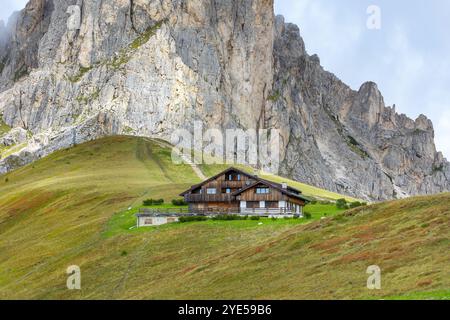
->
381;24;425;113
436;110;450;161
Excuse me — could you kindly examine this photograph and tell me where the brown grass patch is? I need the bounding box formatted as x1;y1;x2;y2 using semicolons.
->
181;265;198;275
101;195;135;205
3;192;56;216
332;250;381;265
310;236;351;251
417;279;433;287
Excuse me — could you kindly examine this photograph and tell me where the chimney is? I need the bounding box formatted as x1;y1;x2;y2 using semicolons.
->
282;182;288;189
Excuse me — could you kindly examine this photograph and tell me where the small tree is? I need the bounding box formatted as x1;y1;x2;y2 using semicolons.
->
336;198;348;209
172;199;187;206
349;201;361;208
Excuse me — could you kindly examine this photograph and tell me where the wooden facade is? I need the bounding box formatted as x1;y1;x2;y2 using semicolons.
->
181;167;310;215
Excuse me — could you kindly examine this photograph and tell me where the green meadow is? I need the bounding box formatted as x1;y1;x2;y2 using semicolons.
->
0;136;448;299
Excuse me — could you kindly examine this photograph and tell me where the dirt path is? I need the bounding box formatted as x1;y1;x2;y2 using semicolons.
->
145;138;207;181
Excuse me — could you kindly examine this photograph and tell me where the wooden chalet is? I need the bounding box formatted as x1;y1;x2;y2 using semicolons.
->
180;167;310;216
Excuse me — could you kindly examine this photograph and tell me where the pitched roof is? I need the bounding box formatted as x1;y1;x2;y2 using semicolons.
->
180;167;310;202
232;179;310;203
179;167;255;196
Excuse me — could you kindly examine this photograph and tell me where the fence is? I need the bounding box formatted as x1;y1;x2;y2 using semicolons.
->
138;207;297;216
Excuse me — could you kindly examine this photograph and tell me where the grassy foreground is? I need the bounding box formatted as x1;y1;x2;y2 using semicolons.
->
0;136;448;299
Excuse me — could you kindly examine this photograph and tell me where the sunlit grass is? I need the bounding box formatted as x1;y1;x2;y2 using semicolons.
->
0;136;447;300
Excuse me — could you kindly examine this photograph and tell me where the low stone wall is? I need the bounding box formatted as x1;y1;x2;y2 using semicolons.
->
137;215;179;227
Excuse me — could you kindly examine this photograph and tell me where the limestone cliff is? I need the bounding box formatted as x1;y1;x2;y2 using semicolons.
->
0;0;448;201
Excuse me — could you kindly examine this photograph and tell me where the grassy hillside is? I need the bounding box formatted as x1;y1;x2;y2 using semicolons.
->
0;136;448;299
0;118;11;136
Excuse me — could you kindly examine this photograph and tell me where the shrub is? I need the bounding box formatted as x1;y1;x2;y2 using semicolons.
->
143;198;164;206
179;216;208;223
143;199;152;206
349;201;361;208
349;201;367;208
250;216;260;221
172;199;187;206
304;212;312;219
336;198;348;209
319;200;332;205
333;214;346;222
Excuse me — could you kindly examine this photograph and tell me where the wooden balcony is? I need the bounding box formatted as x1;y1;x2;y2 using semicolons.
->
184;193;235;203
220;180;252;189
239;208;297;215
138;207;301;217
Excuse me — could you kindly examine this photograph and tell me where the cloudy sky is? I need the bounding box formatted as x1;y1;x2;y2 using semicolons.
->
1;0;449;158
275;0;450;159
0;0;27;24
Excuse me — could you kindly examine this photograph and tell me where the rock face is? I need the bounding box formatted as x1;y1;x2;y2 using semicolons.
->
0;0;448;201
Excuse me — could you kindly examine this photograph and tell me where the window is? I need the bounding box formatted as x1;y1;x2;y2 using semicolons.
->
227;173;241;181
256;187;270;194
206;188;217;195
226;188;231;194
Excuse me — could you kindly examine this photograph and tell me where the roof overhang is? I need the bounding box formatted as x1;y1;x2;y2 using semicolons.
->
180;167;257;196
233;179;310;203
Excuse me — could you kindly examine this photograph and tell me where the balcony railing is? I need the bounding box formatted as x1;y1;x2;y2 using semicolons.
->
138;207;300;216
239;208;295;215
184;194;234;203
139;207;191;215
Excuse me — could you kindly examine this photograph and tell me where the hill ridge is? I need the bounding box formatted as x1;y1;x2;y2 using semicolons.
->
0;136;448;299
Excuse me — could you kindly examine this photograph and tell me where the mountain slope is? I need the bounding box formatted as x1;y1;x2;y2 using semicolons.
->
0;0;449;201
0;136;448;299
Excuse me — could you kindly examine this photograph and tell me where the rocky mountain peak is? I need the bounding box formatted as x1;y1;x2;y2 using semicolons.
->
0;0;448;201
348;81;385;130
415;114;434;132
